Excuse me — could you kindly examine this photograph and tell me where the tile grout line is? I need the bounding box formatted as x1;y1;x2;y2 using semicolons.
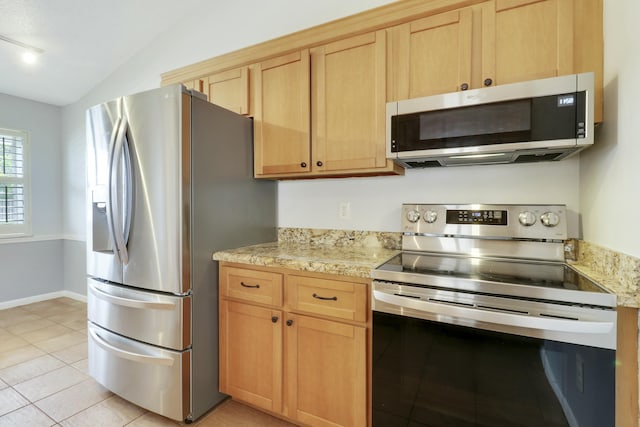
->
0;298;90;425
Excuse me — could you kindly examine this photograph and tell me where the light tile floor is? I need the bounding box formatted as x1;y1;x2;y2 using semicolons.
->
0;297;295;426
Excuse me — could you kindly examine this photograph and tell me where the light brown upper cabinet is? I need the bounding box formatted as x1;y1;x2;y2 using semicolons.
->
390;0;573;98
311;30;390;174
482;0;574;87
253;50;311;177
389;7;474;100
254;32;402;179
182;78;204;93
202;67;250;115
165;0;603;164
388;0;602;121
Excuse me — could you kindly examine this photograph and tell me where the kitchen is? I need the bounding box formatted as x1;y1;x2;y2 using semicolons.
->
0;0;638;426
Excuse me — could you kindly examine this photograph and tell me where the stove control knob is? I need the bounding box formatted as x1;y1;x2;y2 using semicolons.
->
540;211;560;227
406;209;421;223
518;211;536;226
423;210;438;223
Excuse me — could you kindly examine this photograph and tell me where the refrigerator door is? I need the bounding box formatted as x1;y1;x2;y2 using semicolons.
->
120;85;190;294
86;98;124;284
87;278;191;350
88;322;190;421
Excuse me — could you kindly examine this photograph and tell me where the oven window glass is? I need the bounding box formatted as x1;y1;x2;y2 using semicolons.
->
372;312;615;427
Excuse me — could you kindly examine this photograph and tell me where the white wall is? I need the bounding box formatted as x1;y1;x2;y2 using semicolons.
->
580;0;640;258
278;160;581;237
0;93;64;302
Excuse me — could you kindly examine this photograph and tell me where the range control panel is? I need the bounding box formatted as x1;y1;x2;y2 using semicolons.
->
402;204;567;241
446;209;507;225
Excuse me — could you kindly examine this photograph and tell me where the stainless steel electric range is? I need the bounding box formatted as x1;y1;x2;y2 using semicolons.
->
371;204;616;427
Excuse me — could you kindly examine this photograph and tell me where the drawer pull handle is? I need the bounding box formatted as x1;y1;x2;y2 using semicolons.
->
240;282;260;289
313;293;337;301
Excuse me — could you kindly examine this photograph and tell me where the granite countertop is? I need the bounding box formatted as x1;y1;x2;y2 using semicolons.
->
569;262;639;308
213;229;640;309
212;241;399;278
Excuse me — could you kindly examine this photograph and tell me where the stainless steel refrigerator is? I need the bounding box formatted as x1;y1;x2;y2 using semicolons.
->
85;85;276;422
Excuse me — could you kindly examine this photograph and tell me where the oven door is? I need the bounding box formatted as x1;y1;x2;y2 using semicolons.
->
372;281;616;427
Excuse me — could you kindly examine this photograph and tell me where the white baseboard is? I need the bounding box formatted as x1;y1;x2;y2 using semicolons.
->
0;290;86;310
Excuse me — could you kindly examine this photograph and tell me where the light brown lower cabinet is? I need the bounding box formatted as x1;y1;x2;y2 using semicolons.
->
286;314;366;427
219;262;368;427
220;300;283;412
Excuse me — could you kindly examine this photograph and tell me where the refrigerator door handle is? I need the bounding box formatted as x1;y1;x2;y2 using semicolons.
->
110;114;130;265
106;116;122;263
89;282;177;311
89;327;175;366
122;133;133;248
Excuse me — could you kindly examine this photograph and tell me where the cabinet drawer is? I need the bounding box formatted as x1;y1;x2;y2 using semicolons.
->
287;275;367;323
221;266;283;306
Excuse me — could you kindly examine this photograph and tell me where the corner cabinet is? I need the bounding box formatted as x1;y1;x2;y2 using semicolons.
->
219;263;369;427
203;67;250;115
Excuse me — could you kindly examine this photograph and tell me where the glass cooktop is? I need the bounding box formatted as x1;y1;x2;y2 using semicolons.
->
374;252;612;296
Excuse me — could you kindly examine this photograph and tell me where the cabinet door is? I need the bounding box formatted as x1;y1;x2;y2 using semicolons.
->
390;8;473;100
182;79;204;93
312;31;387;172
286;314;366;427
219;300;283;413
254;50;311;177
482;0;573;86
203;67;249;115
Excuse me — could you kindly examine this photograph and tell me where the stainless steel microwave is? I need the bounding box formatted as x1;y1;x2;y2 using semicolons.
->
386;72;594;167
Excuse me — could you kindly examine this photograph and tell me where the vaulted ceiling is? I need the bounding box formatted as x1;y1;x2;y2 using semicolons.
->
0;0;203;106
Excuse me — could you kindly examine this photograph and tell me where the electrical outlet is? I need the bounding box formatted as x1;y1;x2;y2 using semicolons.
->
339;202;351;220
576;353;584;393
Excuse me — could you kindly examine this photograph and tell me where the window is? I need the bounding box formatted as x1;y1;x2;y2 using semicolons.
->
0;128;31;237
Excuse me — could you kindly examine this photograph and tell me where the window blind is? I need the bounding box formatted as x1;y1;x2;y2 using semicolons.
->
0;132;26;226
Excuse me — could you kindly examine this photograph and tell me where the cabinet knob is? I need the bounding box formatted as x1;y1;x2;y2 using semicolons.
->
484;78;493;87
460;83;469;91
300;162;307;168
286;319;293;326
316;161;323;167
271;316;279;323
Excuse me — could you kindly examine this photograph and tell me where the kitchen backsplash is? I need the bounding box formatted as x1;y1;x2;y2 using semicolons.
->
278;228;401;250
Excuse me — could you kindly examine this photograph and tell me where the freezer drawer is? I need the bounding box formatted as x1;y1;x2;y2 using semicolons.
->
87;278;191;350
88;322;190;421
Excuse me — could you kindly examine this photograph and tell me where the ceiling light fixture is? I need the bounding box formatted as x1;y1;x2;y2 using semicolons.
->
0;34;44;64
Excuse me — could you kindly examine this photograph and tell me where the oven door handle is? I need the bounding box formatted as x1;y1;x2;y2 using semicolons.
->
373;290;615;335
